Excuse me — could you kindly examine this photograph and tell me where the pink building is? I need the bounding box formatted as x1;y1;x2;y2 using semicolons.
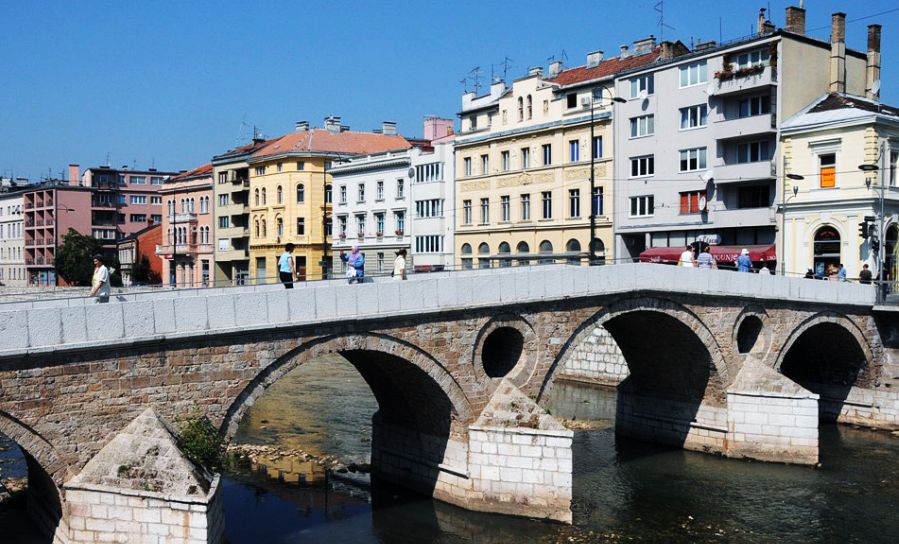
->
157;164;215;287
24;184;93;285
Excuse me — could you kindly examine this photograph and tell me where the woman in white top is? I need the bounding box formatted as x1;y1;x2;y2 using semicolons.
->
678;246;695;267
392;248;407;280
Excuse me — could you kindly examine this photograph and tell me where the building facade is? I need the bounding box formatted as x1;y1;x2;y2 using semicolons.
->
246;118;411;283
780;92;898;280
0;188;26;286
614;8;871;264
409;118;456;271
158;164;215;287
117;223;162;286
23;184;93;285
453;45;664;269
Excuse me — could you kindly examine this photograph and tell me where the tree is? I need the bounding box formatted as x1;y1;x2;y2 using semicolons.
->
131;255;160;285
54;228;102;286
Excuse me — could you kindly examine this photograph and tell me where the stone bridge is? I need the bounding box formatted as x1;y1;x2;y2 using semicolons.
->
1;264;897;543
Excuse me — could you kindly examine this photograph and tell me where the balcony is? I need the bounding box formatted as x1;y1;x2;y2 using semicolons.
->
714;114;776;141
710;65;777;97
713;160;776;185
216;247;250;261
156;243;200;257
171;212;197;223
216;225;249;239
711;207;774;228
92;199;116;209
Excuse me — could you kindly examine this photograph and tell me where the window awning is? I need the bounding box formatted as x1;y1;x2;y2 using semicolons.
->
639;244;776;265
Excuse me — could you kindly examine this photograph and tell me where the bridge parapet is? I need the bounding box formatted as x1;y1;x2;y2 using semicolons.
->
0;264;875;358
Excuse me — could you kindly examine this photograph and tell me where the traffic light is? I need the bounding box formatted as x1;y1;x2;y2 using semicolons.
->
872;238;881;253
860;221;870;239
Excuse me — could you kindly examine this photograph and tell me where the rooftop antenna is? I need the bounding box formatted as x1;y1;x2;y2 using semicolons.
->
459;77;469;93
499;56;514;83
468;66;482;95
547;50;568;64
654;0;676;40
719;16;723;43
105;152;111;167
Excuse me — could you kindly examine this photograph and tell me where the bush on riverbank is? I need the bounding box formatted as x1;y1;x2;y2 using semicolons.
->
178;417;225;472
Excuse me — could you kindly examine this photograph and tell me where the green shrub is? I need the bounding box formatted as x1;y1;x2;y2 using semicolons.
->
178;417;224;472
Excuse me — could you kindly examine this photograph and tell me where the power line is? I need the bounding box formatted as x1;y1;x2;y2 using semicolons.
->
805;7;899;33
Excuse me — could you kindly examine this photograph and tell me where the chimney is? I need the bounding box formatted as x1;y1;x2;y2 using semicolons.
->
423;117;454;141
382;121;397;136
757;8;767;33
325;115;342;133
528;66;543;77
548;60;563;78
866;24;882;100
295;121;309;132
633;35;656;55
785;6;806;34
830;12;847;93
619;44;629;58
693;40;717;52
68;164;80;187
762;20;775;33
586;50;603;67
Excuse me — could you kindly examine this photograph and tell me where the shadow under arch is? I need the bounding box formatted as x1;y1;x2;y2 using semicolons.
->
0;412;70;542
776;313;874;422
221;332;473;500
538;297;729;452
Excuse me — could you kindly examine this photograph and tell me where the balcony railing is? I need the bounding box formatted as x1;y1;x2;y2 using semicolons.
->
714;113;776;141
171;212;198;223
710;64;777;96
713;160;776;184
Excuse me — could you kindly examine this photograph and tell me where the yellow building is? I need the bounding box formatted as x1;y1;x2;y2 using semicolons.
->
246;118;411;282
454;50;660;268
780;91;899;281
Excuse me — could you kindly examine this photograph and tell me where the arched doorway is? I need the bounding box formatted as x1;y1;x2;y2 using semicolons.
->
813;226;841;278
497;241;511;267
565;239;581;265
516;241;530;266
477;243;490;269
460;243;472;270
539;240;553;264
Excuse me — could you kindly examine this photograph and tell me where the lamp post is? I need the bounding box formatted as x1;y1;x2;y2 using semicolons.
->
779;173;804;276
585;91;626;265
860;141;886;296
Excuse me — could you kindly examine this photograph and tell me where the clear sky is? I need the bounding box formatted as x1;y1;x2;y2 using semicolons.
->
1;0;896;180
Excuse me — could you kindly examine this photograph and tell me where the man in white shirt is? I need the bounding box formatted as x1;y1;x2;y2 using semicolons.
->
89;254;110;303
678;246;695;267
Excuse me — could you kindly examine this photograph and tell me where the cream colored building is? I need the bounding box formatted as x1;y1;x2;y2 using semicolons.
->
0;186;26;286
246;118;411;283
454;48;663;268
780;92;898;280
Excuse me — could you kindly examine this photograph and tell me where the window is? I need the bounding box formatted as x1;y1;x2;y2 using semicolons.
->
376;180;384;200
738;95;770;117
630;115;654;137
296;184;305;203
541;191;552;219
200;196;209;213
569;140;580;162
130;176;146;185
357;183;365;202
118;194;126;205
538;240;553;263
463;200;472;225
501;151;510;171
630;155;655;177
218;172;227;184
130;214;147;223
679;148;707;172
736;141;771;163
151;177;164;185
501;195;510;221
297;217;305;235
396;179;405;198
737;185;770;208
151;214;162;223
254;219;259;237
890;151;899;187
461;243;473;269
592;136;603;159
568;189;580;217
339;185;347;204
415;199;443;218
415;235;444;253
277;185;283;204
254;189;260;206
819;153;836;188
277;162;283;173
118;174;126;186
325;184;332;203
355;214;365;235
679;60;708;87
542;144;552;165
480;154;489;175
469;115;478;130
630;196;654;217
337;216;347;236
521;194;531;220
517;97;524;121
254;166;265;176
592;187;604;216
478;242;491;268
679;191;705;214
526;95;533;119
680;105;708;129
261;188;266;204
276;217;283;238
521;148;530;169
150;196;162;205
219;216;230;228
415;162;443;182
480;198;490;224
129;195;147;205
629;74;654;97
297;161;305;171
735;48;769;69
375;212;385;235
394;211;405;232
567;93;577;108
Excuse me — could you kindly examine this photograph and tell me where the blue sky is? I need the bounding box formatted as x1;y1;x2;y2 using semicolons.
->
1;0;896;180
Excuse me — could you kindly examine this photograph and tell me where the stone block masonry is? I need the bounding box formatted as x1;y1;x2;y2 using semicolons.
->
559;324;629;385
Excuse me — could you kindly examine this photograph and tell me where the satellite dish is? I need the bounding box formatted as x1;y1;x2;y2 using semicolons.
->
408;167;415;178
699;196;707;211
706;81;717;96
700;170;715;184
638;89;649;100
871;79;881;96
581;97;592;107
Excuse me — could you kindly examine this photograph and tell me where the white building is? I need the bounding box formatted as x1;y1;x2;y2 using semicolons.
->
410;117;455;270
0;187;26;286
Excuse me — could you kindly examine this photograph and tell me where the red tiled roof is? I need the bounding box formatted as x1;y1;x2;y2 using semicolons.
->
252;129;411;160
213;138;279;161
546;48;662;86
169;163;212;182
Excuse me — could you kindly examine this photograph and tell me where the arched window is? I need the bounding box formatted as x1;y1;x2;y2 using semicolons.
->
261;188;267;205
168;228;173;244
461;243;472;254
478;242;490;269
261;219;267;238
517;97;524;121
592;238;606;266
200;196;208;213
167;201;174;217
498;241;511;267
517;241;530;266
254;219;259;238
276;216;283;238
297;183;305;203
526;95;533;119
813;226;840;277
180;198;185;213
461;243;473;270
189;198;195;213
566;239;581;264
254;189;259;206
277;185;283;204
539;240;553;264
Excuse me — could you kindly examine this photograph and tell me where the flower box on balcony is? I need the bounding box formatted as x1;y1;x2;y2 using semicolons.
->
376;231;384;238
394;229;404;236
338;233;346;240
356;232;365;238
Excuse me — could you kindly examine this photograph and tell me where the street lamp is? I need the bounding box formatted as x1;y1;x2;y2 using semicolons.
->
860;143;886;294
585;90;626;265
779;173;804;276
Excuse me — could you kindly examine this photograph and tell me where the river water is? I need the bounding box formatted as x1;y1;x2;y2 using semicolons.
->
2;353;898;543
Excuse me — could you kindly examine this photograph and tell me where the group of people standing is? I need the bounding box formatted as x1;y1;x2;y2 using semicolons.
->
277;243;407;289
677;246;770;273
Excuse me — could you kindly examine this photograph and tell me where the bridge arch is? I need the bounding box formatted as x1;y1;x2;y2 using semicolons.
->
733;305;771;357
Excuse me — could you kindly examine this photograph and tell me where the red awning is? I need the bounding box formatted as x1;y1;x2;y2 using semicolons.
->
639;244;777;265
